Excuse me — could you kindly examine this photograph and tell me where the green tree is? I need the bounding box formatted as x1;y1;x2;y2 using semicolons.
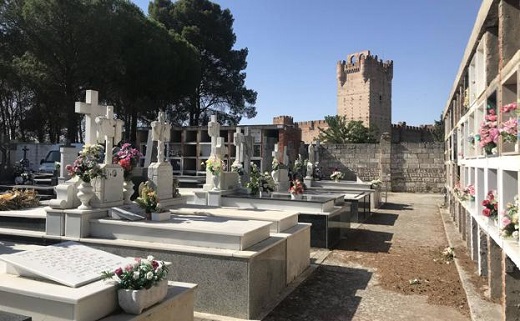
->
149;0;257;126
432;114;445;142
318;115;377;143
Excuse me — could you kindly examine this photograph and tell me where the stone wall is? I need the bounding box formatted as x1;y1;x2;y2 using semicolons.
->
318;142;445;193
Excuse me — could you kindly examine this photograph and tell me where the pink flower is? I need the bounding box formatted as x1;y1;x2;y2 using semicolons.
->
115;267;123;276
502;216;512;227
501;102;518;113
483;208;491;217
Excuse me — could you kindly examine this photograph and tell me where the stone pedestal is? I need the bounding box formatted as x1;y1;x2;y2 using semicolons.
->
148;162;173;200
304;177;313;188
207;190;222;207
91;164;124;208
203;172;238;191
59;146;79;183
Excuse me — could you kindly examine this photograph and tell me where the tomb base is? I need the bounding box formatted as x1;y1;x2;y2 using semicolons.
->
148;162;174;200
91;164;124;208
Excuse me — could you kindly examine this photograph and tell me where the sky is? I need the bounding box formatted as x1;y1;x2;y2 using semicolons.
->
132;0;482;126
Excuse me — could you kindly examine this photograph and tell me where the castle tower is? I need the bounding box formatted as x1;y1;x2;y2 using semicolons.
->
337;50;393;136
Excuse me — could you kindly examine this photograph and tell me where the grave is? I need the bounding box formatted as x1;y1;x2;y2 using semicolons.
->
0;241;197;321
221;193;350;248
168;204;310;285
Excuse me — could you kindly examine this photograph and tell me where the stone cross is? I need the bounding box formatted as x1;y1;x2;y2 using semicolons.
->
208;115;220;156
282;146;289;166
233;127;245;163
75;90;109;145
151;111;171;164
216;137;226;165
272;143;280;165
95;106;123;164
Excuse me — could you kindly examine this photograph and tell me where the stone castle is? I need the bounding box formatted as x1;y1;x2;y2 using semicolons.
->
291;50;435;144
336;50;393;135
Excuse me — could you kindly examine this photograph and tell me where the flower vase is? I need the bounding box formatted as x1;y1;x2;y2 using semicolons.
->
117;279;168;315
77;180;94;210
212;173;220;191
334;178;339;183
291;193;296;200
259;190;263;198
123;180;134;205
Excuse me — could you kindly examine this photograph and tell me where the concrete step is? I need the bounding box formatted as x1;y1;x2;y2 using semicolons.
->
0;208;47;233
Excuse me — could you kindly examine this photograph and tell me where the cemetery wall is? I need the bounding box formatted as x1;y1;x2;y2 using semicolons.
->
319;142;445;193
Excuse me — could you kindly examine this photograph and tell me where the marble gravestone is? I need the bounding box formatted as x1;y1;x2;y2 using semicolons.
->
147;112;183;208
90;106;124;208
203;115;221;191
272;143;290;192
0;241;131;288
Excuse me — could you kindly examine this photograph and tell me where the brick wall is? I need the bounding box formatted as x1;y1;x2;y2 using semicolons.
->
318;142;445;193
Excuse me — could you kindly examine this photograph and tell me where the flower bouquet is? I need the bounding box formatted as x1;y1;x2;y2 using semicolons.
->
113;143;142;180
478;109;499;155
230;162;244;175
289;179;304;195
463;184;475;201
101;255;168;290
500;196;519;239
259;172;276;193
370;178;383;189
135;181;159;218
65;144;105;183
482;190;498;221
499;117;518;144
203;156;224;175
101;256;169;314
330;169;344;182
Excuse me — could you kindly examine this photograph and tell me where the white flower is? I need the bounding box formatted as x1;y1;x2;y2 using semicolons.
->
147;255;154;261
513;231;519;240
133;271;140;280
141;259;151;266
146;271;154;280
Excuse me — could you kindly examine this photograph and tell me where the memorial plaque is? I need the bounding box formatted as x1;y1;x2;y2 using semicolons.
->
110;204;147;221
0;241;132;288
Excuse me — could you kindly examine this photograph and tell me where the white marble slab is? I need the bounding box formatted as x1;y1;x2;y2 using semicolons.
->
90;216;272;250
0;273;117;321
0;241;132;287
110;204;146;221
168;205;299;233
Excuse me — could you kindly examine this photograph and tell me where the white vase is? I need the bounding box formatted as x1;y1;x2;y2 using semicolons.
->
291;193;296;200
77;180;94;210
123;180;134;205
291;193;302;200
152;211;171;221
117;279;168;315
212;173;220;191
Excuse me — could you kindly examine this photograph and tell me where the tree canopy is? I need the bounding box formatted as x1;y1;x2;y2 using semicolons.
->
318;115;377;144
1;0;257;143
149;0;257;126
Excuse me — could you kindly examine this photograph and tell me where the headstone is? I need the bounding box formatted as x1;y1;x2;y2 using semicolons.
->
91;106;124;208
110;204;147;220
233;127;245;164
305;143;315;180
272;143;290;192
49;89;109;209
204;115;224;191
208;115;220;156
0;241;131;288
151;111;171;164
148;112;182;208
75;90;108;145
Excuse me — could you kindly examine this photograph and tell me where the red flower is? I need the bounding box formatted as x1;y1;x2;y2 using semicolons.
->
482;208;491;217
482;200;489;206
115;267;123;276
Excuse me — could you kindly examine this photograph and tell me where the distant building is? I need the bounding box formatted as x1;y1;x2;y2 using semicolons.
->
336;50;393;136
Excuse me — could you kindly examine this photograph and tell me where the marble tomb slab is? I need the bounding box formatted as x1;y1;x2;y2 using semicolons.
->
90;215;272;250
168;204;299;233
0;241;132;288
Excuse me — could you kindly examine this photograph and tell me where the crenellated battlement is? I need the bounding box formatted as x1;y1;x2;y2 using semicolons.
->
273;115;294;126
337;50;393;86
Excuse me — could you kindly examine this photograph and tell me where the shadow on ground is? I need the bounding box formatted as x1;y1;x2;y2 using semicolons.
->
360;211;398;226
381;202;413;211
263;265;372;321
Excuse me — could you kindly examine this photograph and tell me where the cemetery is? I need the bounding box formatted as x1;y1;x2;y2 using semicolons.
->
0;89;383;320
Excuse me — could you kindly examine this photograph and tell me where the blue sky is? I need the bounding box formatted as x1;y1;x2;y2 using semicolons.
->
132;0;481;126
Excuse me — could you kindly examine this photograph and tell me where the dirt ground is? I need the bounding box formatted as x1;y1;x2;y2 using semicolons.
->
263;193;489;321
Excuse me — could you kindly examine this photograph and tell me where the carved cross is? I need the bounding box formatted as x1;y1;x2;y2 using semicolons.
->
75;90;109;144
233;127;245;163
151;111;171;164
208;115;220;157
95;106;123;164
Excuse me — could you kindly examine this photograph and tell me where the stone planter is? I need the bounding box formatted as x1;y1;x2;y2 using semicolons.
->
77;180;94;210
117;279;168;315
152;211;171;221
